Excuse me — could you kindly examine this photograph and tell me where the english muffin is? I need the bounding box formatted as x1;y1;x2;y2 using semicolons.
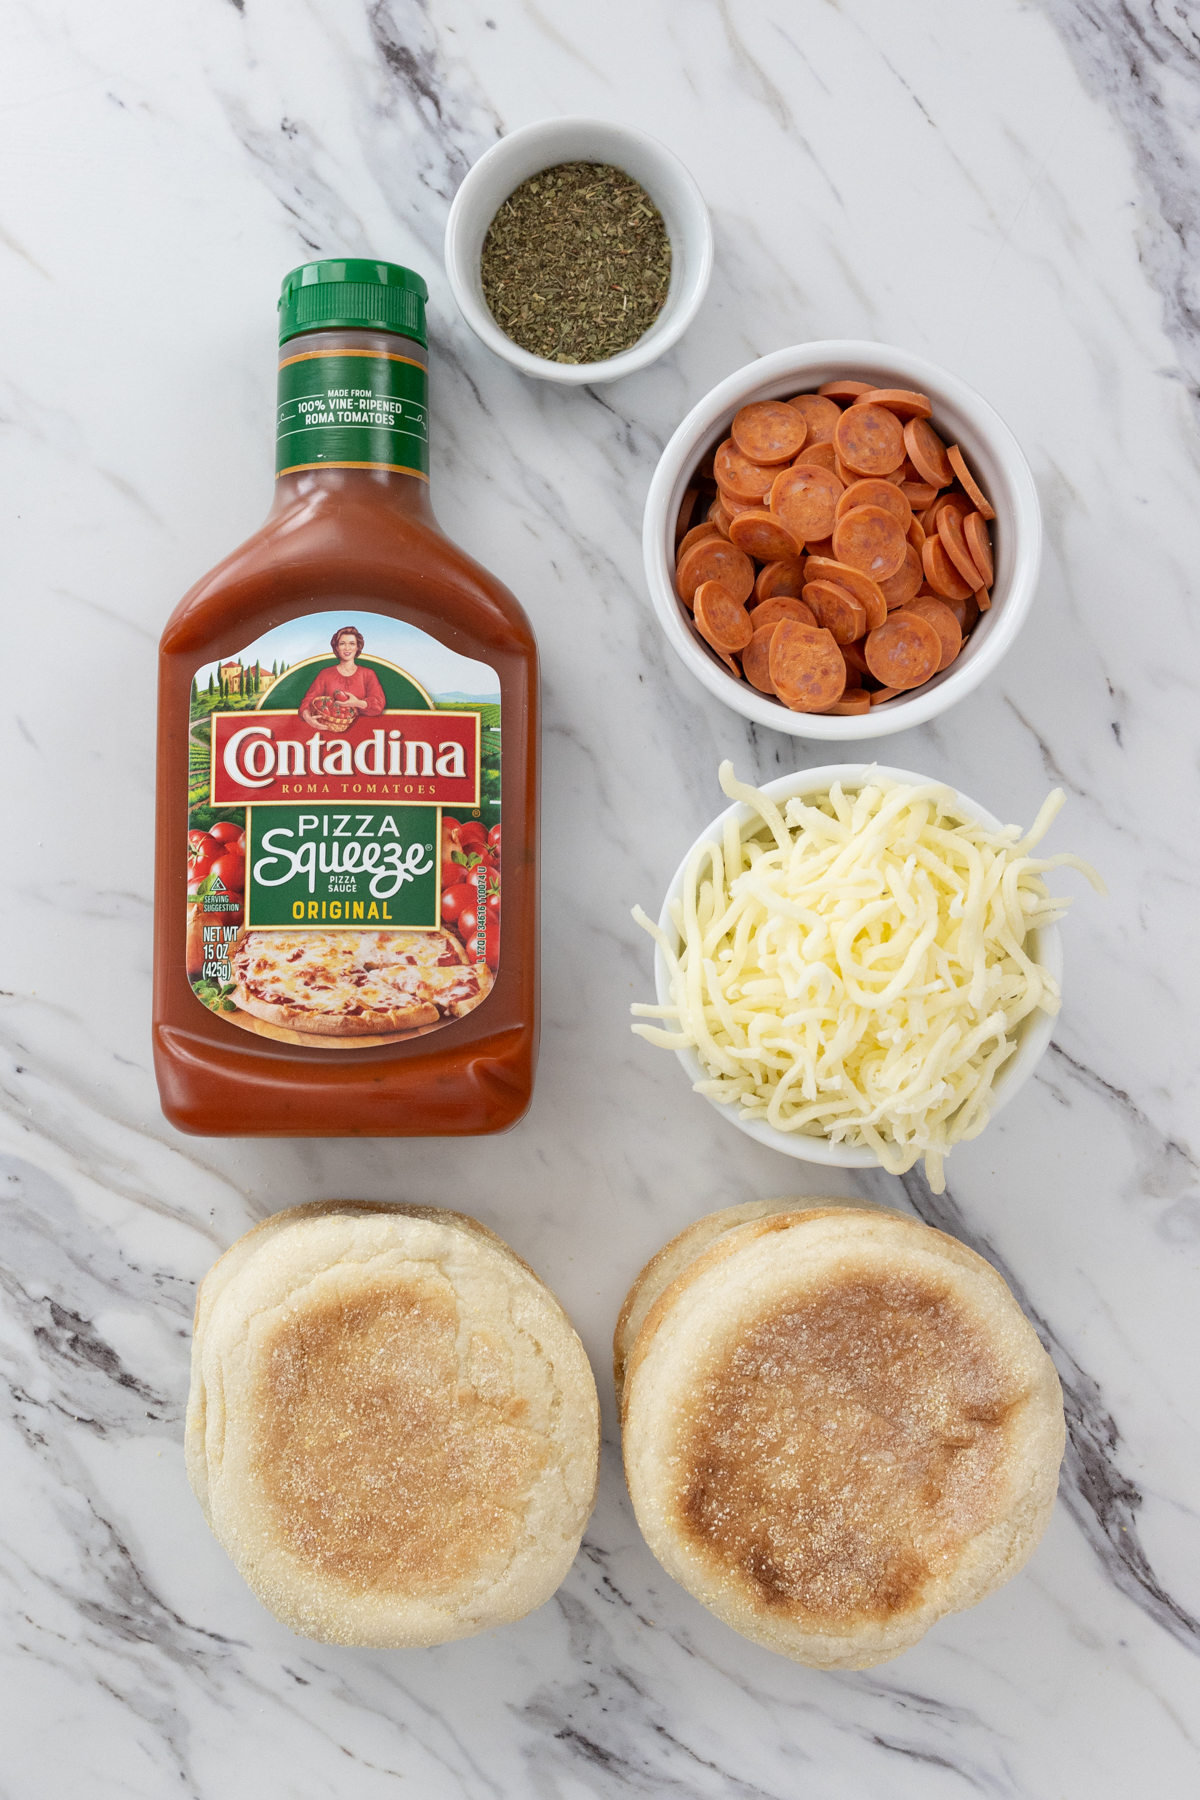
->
618;1200;1064;1669
188;1201;599;1646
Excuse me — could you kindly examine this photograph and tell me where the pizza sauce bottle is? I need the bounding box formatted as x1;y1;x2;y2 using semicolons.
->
154;261;538;1135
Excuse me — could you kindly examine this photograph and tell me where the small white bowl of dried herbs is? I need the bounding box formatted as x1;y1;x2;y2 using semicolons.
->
445;117;712;385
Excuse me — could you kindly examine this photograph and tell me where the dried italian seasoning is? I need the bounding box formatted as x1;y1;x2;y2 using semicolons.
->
480;162;672;365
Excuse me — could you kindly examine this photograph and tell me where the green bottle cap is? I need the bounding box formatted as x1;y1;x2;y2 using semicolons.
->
278;260;429;347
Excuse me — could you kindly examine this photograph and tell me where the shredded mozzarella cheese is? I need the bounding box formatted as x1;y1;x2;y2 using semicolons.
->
632;764;1104;1192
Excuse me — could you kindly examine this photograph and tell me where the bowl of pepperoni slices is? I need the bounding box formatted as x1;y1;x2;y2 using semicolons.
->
642;342;1040;738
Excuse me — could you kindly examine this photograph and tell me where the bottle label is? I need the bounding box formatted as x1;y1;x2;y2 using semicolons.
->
275;349;429;479
186;611;501;1047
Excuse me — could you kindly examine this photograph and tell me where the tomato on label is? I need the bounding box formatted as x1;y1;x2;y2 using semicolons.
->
234;831;246;857
455;902;479;941
210;852;246;893
486;890;501;915
488;824;501;849
441;817;463;836
208;820;242;843
441;882;477;925
440;858;467;892
457;821;487;849
187;831;221;880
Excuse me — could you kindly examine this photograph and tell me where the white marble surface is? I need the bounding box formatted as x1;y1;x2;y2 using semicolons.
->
2;1;1199;1793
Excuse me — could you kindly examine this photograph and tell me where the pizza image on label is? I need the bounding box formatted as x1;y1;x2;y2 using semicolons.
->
189;610;502;1051
230;928;493;1036
304;693;360;732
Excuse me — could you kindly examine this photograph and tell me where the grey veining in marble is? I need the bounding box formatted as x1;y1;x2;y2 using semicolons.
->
1039;0;1200;408
2;1;1199;1795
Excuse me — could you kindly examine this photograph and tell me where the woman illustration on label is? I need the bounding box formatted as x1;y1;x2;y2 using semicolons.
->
299;627;386;728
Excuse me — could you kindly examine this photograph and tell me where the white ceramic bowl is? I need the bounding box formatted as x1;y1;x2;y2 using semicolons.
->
652;764;1060;1170
643;341;1041;737
444;118;712;385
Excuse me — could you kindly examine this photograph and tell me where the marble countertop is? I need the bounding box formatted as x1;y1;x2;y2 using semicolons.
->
2;2;1198;1794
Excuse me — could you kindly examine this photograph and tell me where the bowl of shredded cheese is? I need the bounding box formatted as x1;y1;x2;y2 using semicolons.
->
632;763;1103;1192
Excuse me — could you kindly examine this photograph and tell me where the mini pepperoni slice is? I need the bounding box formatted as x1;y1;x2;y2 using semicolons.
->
703;641;742;679
907;517;926;553
818;379;871;402
903;417;953;488
975;587;992;612
920;534;975;602
677;522;720;563
841;653;862;688
831;505;907;582
786;393;843;444
834;456;859;487
834;404;906;477
822;691;871;716
770;462;842;542
835;478;912;530
677;536;756;605
713;438;776;504
741;623;780;694
769;621;847;713
899;481;938;510
869;686;903;705
947;445;995;520
856;388;933;420
937;506;988;590
802;557;887;629
864;612;941;690
694;580;754;654
940;591;977;634
963;512;993;586
728;508;803;561
842;637;871;678
792;442;841;477
804;580;868;645
927;490;972;537
877;541;923;610
754;557;805;602
750;595;817;630
707;496;733;537
731;400;808;466
901;597;962;672
717;486;765;518
805;535;835;560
